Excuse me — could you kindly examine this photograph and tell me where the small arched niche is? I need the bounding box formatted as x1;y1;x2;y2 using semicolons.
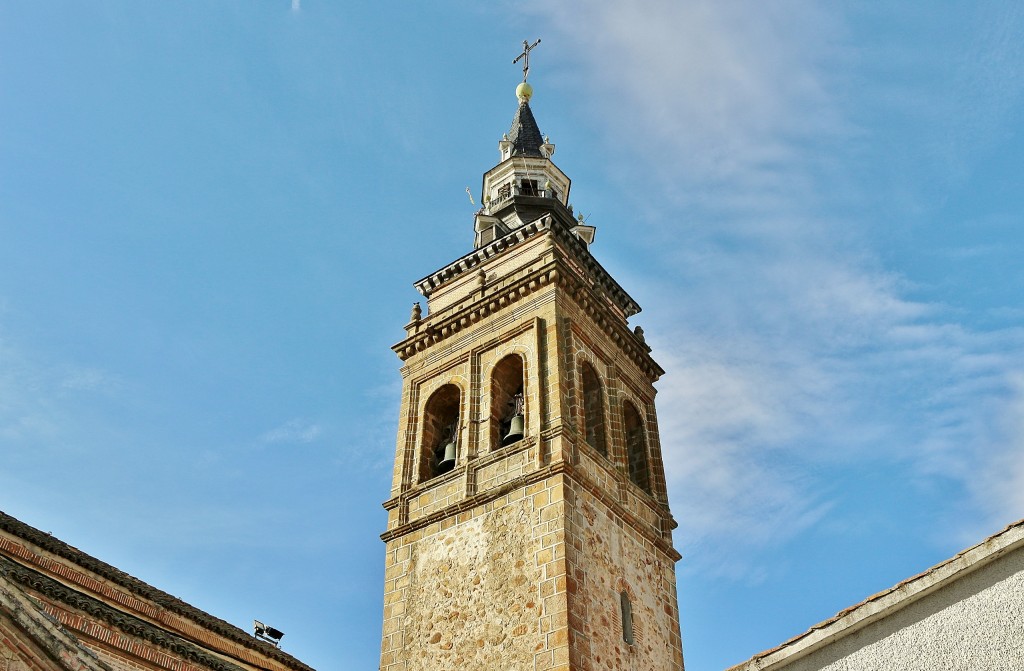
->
623;401;651;493
420;384;461;481
491;354;526;449
581;361;608;457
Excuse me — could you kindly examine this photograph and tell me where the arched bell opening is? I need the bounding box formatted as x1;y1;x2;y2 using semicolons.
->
420;384;461;482
623;401;651;493
490;354;526;450
581;361;608;457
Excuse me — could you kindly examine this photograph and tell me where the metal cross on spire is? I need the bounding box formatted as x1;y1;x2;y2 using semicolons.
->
513;38;541;82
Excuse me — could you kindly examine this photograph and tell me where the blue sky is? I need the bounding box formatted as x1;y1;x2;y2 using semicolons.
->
1;2;1022;670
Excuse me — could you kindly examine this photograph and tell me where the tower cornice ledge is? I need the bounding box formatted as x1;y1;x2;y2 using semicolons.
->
380;460;681;563
394;257;664;380
414;212;641;318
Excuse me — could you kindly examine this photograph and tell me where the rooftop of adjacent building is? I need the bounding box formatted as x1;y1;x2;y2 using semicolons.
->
0;509;314;671
728;517;1024;670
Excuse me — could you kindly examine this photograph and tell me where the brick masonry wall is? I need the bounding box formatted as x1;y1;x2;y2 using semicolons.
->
1;617;59;671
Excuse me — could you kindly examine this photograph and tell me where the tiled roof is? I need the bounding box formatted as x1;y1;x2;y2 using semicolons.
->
0;510;314;671
508;101;544;158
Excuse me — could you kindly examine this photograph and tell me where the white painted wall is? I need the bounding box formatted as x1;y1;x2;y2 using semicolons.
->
774;546;1024;671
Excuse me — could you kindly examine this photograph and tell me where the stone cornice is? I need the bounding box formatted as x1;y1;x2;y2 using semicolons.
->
0;555;246;671
0;511;312;671
413;212;641;318
395;254;664;381
382;437;541;515
396;259;559;360
556;266;665;381
380;460;680;563
396;265;663;382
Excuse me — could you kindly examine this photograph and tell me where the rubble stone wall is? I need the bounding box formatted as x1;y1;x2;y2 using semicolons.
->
380;476;569;671
566;483;684;671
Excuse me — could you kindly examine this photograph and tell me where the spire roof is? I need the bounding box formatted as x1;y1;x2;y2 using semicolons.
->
507;100;545;158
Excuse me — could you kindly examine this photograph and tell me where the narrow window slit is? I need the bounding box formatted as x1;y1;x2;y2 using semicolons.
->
620;591;634;645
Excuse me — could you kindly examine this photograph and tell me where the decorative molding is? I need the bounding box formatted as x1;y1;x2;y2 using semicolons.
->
413;212;640;317
398;262;559;359
382;436;540;513
396;252;664;382
379;458;680;563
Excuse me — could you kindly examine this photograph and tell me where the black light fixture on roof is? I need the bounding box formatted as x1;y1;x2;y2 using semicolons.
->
253;620;284;647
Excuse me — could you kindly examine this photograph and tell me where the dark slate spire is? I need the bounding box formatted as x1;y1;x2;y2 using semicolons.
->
507;100;545;158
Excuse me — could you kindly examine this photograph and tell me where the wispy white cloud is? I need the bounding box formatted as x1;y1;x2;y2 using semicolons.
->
536;0;847;210
59;366;119;392
353;377;403;473
0;340;52;444
531;0;1024;575
967;372;1024;526
260;418;322;445
0;332;120;446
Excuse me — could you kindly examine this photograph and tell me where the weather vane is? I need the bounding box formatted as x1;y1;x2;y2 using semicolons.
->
513;38;541;82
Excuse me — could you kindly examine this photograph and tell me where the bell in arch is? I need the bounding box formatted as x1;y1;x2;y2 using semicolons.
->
437;439;457;472
502;391;526;445
503;414;524;444
436;422;458;473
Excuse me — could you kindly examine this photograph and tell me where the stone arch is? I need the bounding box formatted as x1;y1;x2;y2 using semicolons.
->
419;383;462;482
623;400;651;493
490;353;526;450
580;360;608;457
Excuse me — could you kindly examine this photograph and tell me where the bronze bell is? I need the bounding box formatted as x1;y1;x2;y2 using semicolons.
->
503;414;525;444
437;440;457;471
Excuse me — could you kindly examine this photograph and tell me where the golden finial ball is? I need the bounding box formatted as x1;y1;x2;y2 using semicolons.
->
516;82;534;102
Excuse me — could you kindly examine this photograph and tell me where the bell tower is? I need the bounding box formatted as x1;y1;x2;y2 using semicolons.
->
379;43;684;671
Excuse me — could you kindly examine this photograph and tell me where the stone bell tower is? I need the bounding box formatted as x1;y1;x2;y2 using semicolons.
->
379;43;684;671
